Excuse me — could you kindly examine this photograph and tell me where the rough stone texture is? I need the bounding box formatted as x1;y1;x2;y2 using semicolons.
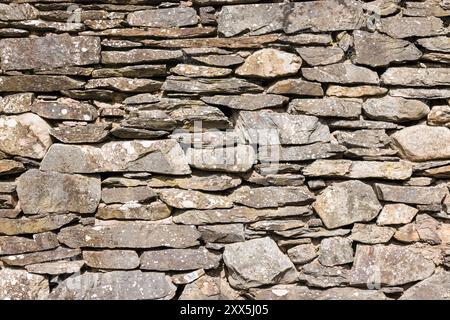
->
231;186;315;208
374;184;447;205
140;248;221;271
377;204;418;225
82;250;140;270
127;8;198;28
319;237;354;266
400;270;450;300
289;98;362;119
302;63;380;84
0;268;49;300
363;96;430;123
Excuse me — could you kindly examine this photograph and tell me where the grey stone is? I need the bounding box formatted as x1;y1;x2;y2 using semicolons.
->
96;201;171;221
302;63;379;84
0;3;38;21
201;94;288;111
259;143;346;162
231;186;315;208
49;123;110;144
299;259;350;288
92;65;166;78
199;224;245;243
428;105;450;126
0;214;78;235
0;75;84;92
26;260;84;275
127;8;198;27
289;98;362;118
296;46;344;66
363;96;430;122
102;49;183;64
1;247;81;267
0;93;34;114
389;88;450;99
140;248;221;271
326;85;388;98
378;16;446;38
31;98;98;121
334;129;390;148
101;186;156;204
400;269;450;300
279;34;332;46
319;237;354;266
0;232;59;255
287;244;318;265
85;77;162;93
83;250;140;270
158;189;233;209
377;204;418;225
0;268;48;300
417;36;450;53
267;79;324;96
350;223;395;244
148;173;241;192
162;76;263;94
192;55;244;67
171;64;232;78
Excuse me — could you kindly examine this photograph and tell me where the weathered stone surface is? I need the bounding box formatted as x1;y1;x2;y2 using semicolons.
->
231;186;314;208
192;55;244;67
85;77;162;93
149;173;241;192
0;34;100;71
162;76;263;94
26;260;84;275
298;259;350;288
417;36;450;53
391;125;450;161
236;49;301;78
217;1;365;37
57;223;200;249
159;189;233;209
377;204;418;225
101;186;156;204
0;214;78;235
49;124;109;144
379;16;446;38
267;79;324;96
83;250;140;270
289;98;362;118
334;129;390;148
83;27;215;39
127;8;198;27
313;181;382;229
1;247;81;267
40;140;191;175
173;206;310;225
394;223;420;243
0;3;38;21
382;68;450;87
96;201;171;221
326;85;387;98
171;64;232;78
0;75;84;92
350;223;395;244
0;268;48;300
400;269;450;300
296;46;344;66
0;232;58;255
141;248;221;271
350;244;435;286
375;184;447;205
428;105;450;126
32;98;98;121
0;93;34;114
363;96;430;123
287;244;317;265
201;94;287;111
102;49;183;64
302;63;379;84
259;143;346;162
319;237;353;266
0;113;52;159
186;145;256;173
249;219;305;231
223;237;297;289
50;271;176;300
352;31;422;67
416;214;442;245
17;169;101;215
93;65;166;78
0;160;25;176
279;34;332;46
199;224;245;243
389;88;450;99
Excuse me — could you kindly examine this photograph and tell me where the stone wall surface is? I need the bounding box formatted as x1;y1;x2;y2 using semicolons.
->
0;0;449;300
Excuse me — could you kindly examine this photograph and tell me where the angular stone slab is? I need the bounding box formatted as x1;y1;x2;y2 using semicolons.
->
158;189;232;209
0;160;25;176
50;271;176;300
0;34;100;71
1;247;81;267
57;223;200;249
289;98;362;119
101;186;156;204
0;268;49;300
231;186;315;208
201;94;288;111
400;270;450;300
0;3;38;21
350;223;395;244
0;93;34;114
379;16;446;38
162;76;263;94
40;140;191;175
127;8;198;27
374;184;448;205
381;68;450;87
0;214;78;235
140;247;221;271
49;124;110;144
26;260;84;275
83;250;140;270
377;204;418;225
259;143;346;162
319;237;353;267
350;244;435;286
96;201;171;221
362;96;429;123
16;169;101;215
171;64;232;78
267;79;324;96
31;98;98;121
148;173;241;192
296;46;344;66
302;63;379;84
0;76;84;92
102;49;183;64
0;232;59;255
417;36;450;53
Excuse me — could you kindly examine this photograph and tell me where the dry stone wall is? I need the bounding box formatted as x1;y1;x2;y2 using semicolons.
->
0;0;450;300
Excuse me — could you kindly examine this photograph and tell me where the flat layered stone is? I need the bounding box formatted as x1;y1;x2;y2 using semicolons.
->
379;16;446;38
92;65;166;78
0;3;38;21
319;237;353;266
231;186;314;208
236;49;301;78
57;223;200;249
350;223;395;244
287;244;318;265
96;201;171;221
289;98;362;119
1;247;81;267
186;145;256;173
389;88;450;99
31;98;98;121
0;268;48;300
101;186;156;204
162;76;263;94
417;36;450;53
85;77;162;93
217;1;365;37
49;124;109;144
428;105;450;126
352;31;422;67
127;8;198;27
10;20;84;33
382;68;450;87
279;34;332;45
350;244;435;286
83;250;140;270
326;85;387;97
172;206;310;225
159;189;232;209
0;113;52;159
0;75;84;92
259;143;346;162
0;93;34;114
302;63;379;84
313;180;382;229
391;125;450;161
83;27;215;39
50;271;176;300
363;96;430;122
0;214;78;235
377;204;418;225
26;260;84;275
267;79;324;96
0;34;100;71
400;270;450;300
223;237;297;289
198;224;245;243
201;94;287;111
192;54;244;67
17;169;101;215
235;111;330;145
102;49;183;64
40;140;191;175
140;248;221;271
171;64;232;78
296;46;344;66
148;173;241;192
0;232;58;255
0;160;25;176
374;184;447;205
333;129;390;148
